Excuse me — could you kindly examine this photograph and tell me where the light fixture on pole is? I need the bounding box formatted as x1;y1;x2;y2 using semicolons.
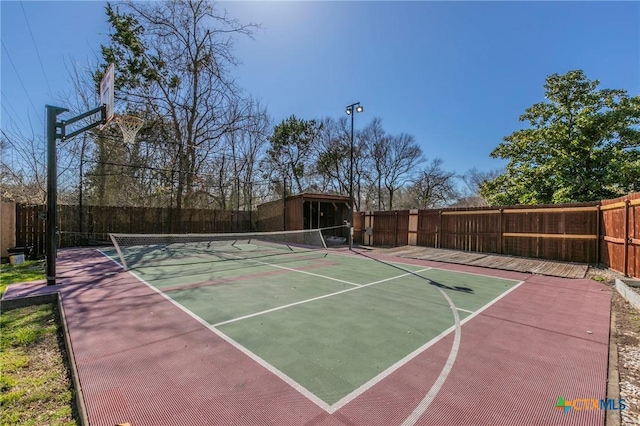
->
345;101;363;250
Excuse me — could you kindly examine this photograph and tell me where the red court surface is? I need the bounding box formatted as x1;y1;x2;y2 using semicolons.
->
2;248;611;426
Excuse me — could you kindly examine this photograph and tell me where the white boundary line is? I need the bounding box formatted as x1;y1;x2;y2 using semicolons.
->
401;288;461;425
330;320;457;412
322;249;524;284
331;278;525;414
98;248;124;268
95;248;526;417
417;266;522;282
399;279;525;425
224;252;363;287
137;272;333;411
99;255;335;412
213;267;432;327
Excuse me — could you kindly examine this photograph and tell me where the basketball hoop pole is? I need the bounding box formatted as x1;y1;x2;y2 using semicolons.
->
45;104;107;286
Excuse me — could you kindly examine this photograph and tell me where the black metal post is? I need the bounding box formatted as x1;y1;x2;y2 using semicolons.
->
345;102;363;250
46;105;68;286
78;134;87;240
45;104;105;286
349;110;354;249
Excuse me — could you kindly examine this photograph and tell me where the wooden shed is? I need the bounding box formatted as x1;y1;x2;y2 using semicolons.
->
256;193;351;234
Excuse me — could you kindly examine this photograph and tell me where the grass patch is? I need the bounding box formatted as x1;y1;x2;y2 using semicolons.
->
0;304;78;426
0;261;45;296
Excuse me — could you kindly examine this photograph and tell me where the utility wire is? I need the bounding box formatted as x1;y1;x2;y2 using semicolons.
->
20;2;53;95
1;39;44;127
1;93;24;126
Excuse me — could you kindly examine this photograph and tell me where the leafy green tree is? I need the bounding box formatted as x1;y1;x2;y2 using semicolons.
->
263;115;321;194
481;70;640;205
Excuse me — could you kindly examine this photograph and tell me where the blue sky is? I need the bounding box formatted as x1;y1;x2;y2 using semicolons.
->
2;1;639;177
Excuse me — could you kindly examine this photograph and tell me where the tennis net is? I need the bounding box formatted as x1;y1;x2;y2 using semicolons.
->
109;226;347;271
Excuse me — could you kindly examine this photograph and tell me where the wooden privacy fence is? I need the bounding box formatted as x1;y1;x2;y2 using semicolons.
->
600;193;640;278
356;192;640;278
14;204;47;258
15;204;252;256
11;192;640;278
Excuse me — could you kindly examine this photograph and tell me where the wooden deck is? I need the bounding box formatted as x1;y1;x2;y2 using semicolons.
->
371;246;589;279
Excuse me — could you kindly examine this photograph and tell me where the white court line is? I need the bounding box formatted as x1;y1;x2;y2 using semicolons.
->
224;251;363;287
98;248;124;268
97;248;526;417
97;248;438;413
456;307;475;314
400;279;525;425
324;249;524;284
97;251;335;412
332;279;526;416
213;267;432;327
401;288;461;426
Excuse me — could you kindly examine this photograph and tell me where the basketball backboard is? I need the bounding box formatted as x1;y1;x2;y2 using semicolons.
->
100;63;115;126
97;63;143;143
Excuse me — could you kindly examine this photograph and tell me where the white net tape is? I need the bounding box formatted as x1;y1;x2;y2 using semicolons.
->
109;226;348;271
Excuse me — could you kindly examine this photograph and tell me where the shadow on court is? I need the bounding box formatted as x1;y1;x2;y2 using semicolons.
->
353;249;474;294
2;247;610;426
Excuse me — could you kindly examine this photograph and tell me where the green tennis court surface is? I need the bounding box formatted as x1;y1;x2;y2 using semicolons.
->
103;246;519;407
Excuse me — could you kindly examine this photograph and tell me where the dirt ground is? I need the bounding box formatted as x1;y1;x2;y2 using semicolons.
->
586;267;640;425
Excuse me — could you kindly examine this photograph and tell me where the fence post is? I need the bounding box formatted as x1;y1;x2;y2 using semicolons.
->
624;199;630;277
437;210;442;249
2;202;16;258
561;209;566;260
595;204;601;266
394;211;398;247
282;178;289;232
498;208;503;254
367;211;373;246
408;209;418;246
14;204;22;249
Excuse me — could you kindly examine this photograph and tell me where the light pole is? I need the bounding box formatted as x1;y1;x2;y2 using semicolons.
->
345;102;363;250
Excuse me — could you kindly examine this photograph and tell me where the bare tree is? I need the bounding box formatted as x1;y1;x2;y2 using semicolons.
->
0;125;47;204
361;117;388;210
379;133;423;210
457;167;503;206
405;158;459;209
236;100;271;211
97;0;258;228
315;116;350;194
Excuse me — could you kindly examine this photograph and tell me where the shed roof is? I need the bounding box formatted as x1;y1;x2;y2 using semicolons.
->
284;192;350;202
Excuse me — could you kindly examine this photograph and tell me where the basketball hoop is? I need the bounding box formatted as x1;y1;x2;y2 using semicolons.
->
114;115;144;144
98;64;143;144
